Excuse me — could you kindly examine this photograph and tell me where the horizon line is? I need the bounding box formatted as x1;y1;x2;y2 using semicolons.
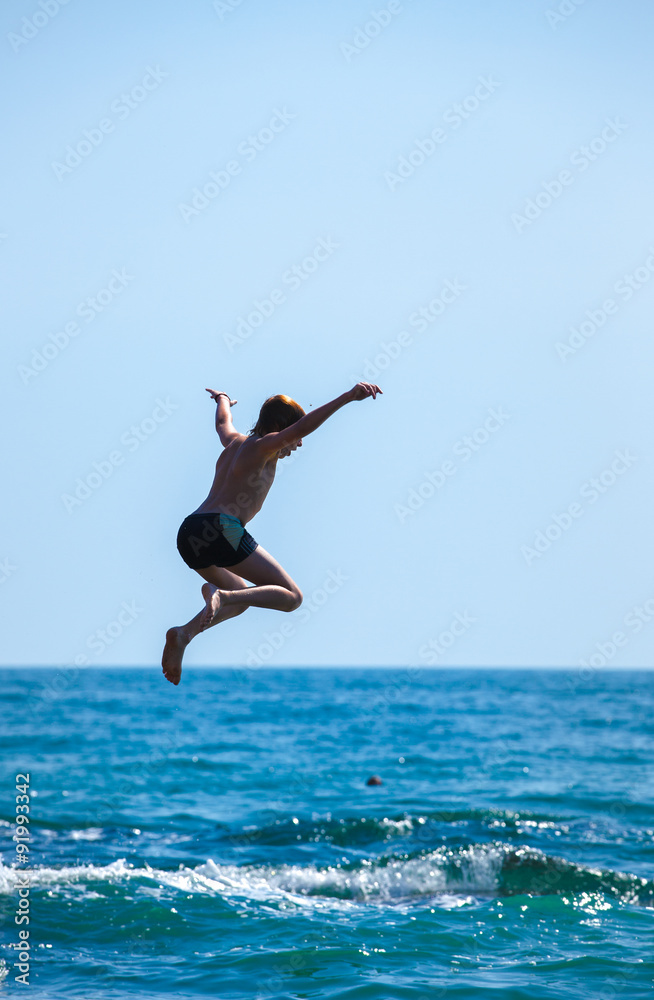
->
2;664;653;671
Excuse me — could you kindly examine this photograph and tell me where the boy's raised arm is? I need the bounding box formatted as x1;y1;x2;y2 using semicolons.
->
256;382;382;454
205;389;242;446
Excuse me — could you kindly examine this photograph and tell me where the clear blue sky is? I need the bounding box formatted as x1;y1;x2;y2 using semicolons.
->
2;0;654;668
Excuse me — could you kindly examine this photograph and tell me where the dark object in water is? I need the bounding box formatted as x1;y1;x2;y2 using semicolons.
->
366;775;383;786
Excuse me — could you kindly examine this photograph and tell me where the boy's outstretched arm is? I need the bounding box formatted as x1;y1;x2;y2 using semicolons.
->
255;382;382;455
205;388;243;447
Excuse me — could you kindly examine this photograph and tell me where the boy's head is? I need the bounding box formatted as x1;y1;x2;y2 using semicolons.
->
250;394;305;437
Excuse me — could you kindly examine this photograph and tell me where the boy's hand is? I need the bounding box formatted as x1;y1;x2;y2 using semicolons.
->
349;382;383;401
206;389;237;406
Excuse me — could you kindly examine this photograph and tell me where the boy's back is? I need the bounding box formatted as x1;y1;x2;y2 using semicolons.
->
193;434;279;524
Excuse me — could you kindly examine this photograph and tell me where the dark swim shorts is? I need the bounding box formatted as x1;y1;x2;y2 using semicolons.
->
176;512;258;569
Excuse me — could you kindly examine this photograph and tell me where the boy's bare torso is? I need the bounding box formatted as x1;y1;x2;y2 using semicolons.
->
192;435;279;524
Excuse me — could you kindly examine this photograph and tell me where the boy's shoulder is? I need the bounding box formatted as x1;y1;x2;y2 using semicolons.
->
230;433;267;464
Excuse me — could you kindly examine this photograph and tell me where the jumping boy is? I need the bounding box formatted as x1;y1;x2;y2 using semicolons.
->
162;381;382;684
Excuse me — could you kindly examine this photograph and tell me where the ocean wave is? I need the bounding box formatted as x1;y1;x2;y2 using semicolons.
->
219;807;571;849
1;841;651;909
6;806;643;855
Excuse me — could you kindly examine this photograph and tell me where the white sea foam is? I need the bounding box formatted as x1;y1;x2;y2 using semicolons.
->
0;858;133;894
0;843;507;910
70;828;104;841
378;816;415;836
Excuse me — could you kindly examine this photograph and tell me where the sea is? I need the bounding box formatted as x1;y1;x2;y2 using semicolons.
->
1;667;652;999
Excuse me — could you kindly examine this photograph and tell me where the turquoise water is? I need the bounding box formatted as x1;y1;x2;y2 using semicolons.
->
1;667;652;998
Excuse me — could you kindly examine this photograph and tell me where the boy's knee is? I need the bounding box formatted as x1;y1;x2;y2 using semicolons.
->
286;587;303;612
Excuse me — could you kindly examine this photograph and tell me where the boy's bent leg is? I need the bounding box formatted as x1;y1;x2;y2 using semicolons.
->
203;546;303;624
197;566;252;629
162;567;251;685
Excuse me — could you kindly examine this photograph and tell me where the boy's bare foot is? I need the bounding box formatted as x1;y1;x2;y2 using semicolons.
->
162;627;188;685
201;583;223;629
